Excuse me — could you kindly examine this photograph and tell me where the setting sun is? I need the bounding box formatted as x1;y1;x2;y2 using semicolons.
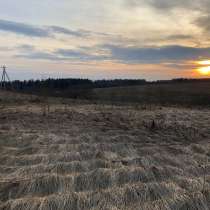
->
197;66;210;75
196;60;210;76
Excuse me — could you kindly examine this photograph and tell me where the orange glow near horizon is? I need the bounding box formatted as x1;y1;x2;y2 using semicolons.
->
197;66;210;75
197;60;210;65
196;60;210;76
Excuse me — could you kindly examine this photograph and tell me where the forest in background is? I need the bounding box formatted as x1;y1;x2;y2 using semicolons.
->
3;78;210;106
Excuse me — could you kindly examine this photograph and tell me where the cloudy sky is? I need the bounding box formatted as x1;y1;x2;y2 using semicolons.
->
0;0;210;80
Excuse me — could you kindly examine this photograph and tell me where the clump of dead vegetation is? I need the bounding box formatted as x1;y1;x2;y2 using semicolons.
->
0;94;210;210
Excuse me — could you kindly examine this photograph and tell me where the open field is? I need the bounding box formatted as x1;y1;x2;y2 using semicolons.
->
92;81;210;106
0;91;210;209
9;79;210;106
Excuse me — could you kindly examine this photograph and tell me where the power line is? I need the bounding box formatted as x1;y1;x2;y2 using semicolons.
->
1;65;11;89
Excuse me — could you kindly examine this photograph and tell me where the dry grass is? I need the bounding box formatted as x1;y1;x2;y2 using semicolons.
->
0;91;210;209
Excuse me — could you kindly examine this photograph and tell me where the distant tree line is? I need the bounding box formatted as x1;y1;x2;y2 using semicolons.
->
4;78;147;99
3;77;210;101
154;78;210;84
9;78;147;90
5;77;210;92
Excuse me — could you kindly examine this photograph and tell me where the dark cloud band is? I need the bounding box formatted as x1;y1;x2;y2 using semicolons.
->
103;45;210;63
14;44;210;64
0;19;90;38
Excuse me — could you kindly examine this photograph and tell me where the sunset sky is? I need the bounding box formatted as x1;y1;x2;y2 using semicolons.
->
1;0;210;80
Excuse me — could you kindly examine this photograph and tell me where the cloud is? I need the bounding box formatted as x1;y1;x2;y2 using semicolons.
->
15;43;210;64
124;0;209;11
17;44;36;51
122;0;210;42
142;34;195;45
162;62;197;70
166;34;193;40
0;46;14;52
0;19;91;38
16;46;109;62
55;49;108;61
0;19;50;37
55;49;93;60
16;51;62;61
15;43;210;66
48;26;91;37
123;1;210;36
103;44;210;63
15;44;65;61
145;0;195;10
194;15;210;32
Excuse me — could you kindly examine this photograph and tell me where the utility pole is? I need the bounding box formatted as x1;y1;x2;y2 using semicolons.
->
1;65;11;89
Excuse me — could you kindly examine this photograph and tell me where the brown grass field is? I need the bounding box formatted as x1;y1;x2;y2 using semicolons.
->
0;90;210;210
92;81;210;105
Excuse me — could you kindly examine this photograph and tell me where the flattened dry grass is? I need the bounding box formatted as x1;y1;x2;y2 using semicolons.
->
0;100;210;209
